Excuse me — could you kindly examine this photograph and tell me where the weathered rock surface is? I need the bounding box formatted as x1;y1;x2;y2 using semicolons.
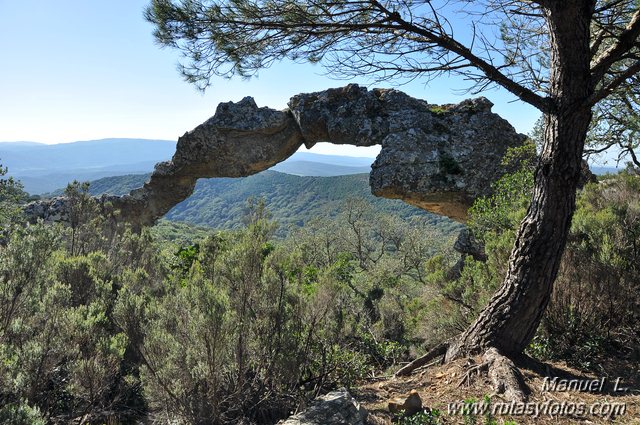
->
23;197;72;224
448;228;488;279
579;159;598;188
277;388;367;425
290;86;526;221
25;85;526;227
454;228;487;262
388;390;423;416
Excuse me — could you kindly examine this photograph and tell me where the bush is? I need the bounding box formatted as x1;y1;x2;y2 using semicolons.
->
538;170;640;368
0;402;46;425
0;182;155;423
18;160;637;424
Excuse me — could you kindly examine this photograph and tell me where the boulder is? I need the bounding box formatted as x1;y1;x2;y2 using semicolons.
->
23;197;70;223
388;390;423;416
278;388;367;425
453;228;487;261
447;228;488;279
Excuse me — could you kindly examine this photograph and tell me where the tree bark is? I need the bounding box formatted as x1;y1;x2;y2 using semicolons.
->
446;0;596;360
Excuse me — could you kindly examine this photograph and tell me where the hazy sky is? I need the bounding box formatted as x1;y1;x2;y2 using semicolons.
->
0;1;540;158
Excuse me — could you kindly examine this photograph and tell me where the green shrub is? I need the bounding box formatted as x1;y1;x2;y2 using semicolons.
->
536;171;640;368
0;402;45;425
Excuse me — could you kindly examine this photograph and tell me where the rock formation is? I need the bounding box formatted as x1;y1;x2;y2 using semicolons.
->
25;84;526;227
447;228;488;279
277;388;367;425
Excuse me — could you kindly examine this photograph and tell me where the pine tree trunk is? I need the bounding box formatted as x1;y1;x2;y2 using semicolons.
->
447;0;596;360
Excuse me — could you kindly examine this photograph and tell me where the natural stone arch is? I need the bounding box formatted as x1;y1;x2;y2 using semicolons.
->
25;85;526;227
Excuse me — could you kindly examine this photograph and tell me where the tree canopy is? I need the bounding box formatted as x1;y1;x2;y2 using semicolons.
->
146;0;640;164
147;1;639;110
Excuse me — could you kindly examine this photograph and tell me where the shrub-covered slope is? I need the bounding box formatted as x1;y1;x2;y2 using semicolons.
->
53;170;462;237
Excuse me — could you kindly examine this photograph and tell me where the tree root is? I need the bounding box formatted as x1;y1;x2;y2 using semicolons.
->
484;348;527;403
457;361;490;388
397;343;528;403
394;341;450;376
457;348;528;402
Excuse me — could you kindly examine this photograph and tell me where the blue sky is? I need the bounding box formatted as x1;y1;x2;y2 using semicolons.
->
0;0;540;158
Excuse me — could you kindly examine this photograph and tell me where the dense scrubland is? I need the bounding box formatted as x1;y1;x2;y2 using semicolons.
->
0;147;638;423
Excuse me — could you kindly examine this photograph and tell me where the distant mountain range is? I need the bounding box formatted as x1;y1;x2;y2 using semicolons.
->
49;170;462;238
591;166;624;175
1;138;622;194
0;138;376;194
0;139;176;194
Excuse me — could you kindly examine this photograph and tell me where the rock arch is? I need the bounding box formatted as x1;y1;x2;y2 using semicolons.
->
26;84;526;227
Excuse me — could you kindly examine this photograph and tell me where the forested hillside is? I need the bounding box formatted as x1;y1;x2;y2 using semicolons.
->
51;171;462;237
2;156;638;424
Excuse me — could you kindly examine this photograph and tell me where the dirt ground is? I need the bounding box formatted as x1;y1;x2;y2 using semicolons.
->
354;356;640;424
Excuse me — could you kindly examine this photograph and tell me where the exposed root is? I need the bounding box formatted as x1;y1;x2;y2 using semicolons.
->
484;348;527;403
395;341;449;377
395;340;528;403
441;347;529;403
457;361;490;388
